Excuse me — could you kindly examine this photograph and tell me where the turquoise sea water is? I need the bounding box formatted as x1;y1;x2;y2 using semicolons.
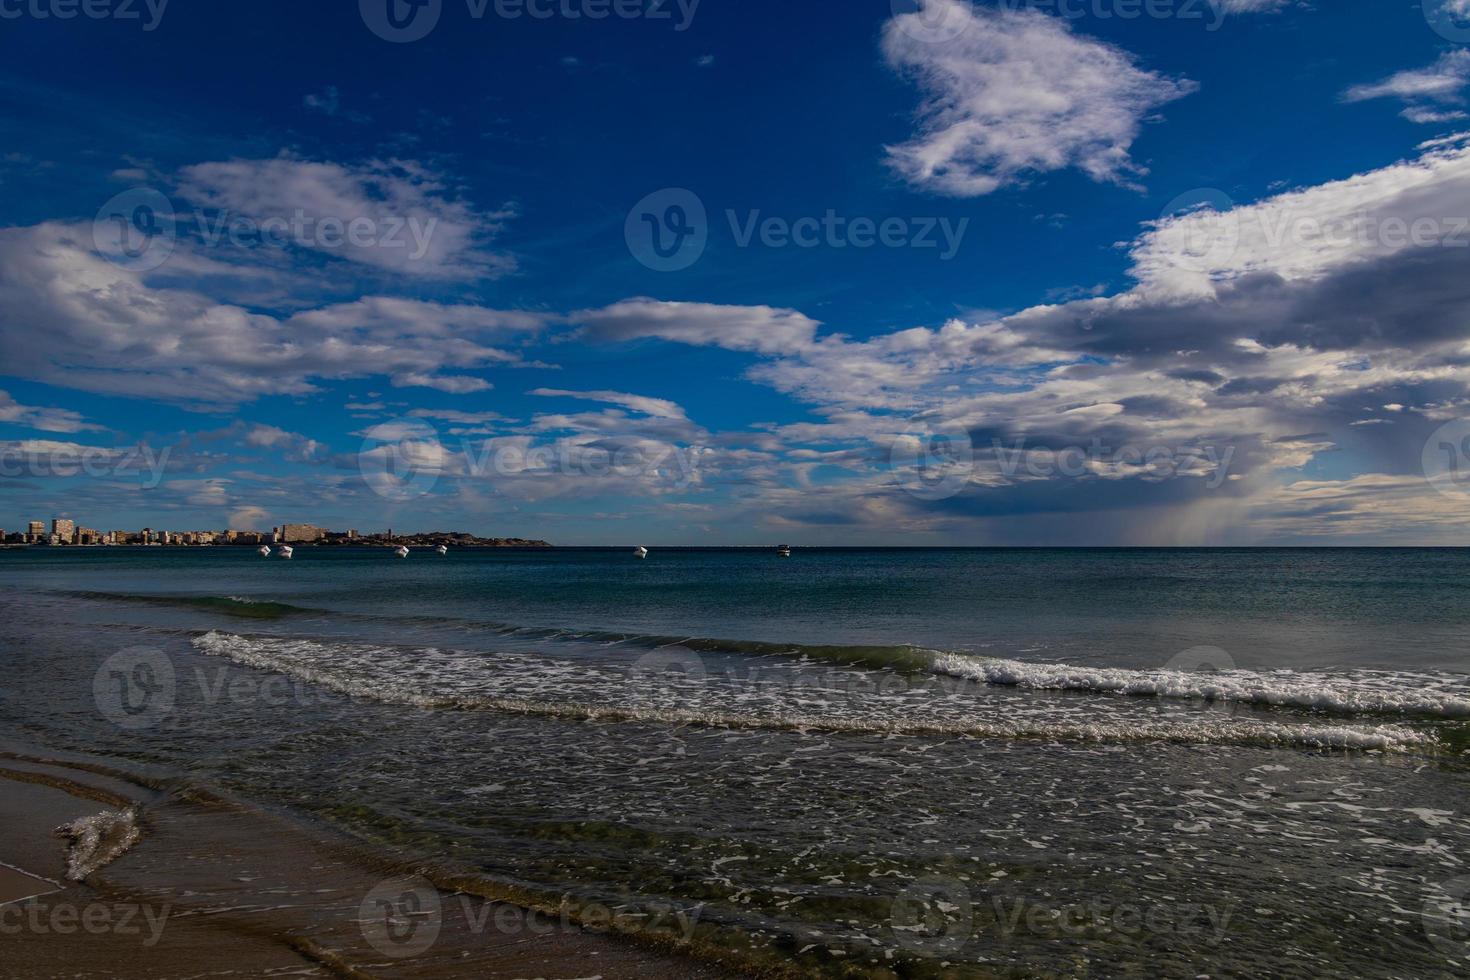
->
2;547;1469;976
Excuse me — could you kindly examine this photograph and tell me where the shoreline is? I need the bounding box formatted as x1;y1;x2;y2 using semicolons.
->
0;744;748;979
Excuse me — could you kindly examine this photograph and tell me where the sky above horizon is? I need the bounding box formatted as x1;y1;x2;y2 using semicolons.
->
4;0;1470;544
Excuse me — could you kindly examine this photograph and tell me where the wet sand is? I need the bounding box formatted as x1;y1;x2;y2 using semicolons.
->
0;748;747;979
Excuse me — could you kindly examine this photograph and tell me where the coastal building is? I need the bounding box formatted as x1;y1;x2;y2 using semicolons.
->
27;521;44;542
281;523;326;543
52;519;76;543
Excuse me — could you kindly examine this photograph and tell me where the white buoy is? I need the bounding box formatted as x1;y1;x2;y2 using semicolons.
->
394;545;410;558
634;546;648;559
436;544;448;556
277;545;294;559
257;545;270;557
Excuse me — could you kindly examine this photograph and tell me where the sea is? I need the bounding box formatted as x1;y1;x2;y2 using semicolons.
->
1;546;1468;977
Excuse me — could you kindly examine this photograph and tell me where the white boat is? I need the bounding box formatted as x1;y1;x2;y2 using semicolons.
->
394;545;410;558
634;546;648;559
777;544;792;558
277;545;294;559
257;545;270;557
436;544;448;556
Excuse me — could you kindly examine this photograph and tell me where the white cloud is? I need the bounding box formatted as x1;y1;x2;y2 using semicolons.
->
882;0;1196;196
565;137;1470;541
392;373;493;393
1128;135;1470;297
0;222;546;404
241;424;321;461
227;505;271;529
1212;0;1287;11
1342;51;1470;123
531;388;689;419
576;298;820;355
0;390;103;433
175;156;514;278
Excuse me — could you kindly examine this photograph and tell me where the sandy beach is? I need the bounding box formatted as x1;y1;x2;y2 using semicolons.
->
0;747;743;979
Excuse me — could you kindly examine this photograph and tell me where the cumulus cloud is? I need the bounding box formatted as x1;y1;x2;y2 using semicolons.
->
578;138;1470;541
0;222;547;403
882;0;1196;195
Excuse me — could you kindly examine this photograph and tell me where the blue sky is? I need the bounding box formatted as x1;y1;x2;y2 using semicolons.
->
4;0;1470;544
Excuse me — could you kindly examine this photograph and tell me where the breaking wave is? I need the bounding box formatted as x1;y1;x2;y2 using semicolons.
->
928;652;1470;720
191;631;1443;754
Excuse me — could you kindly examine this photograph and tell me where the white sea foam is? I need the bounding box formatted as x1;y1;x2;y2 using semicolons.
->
192;632;1440;753
54;808;141;881
928;653;1470;719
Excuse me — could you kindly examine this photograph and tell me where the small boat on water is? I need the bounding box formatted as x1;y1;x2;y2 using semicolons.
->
777;544;792;558
634;546;649;559
394;545;410;558
257;545;271;557
436;544;448;556
277;545;294;559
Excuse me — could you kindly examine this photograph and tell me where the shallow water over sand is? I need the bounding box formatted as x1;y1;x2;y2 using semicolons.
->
3;547;1468;976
